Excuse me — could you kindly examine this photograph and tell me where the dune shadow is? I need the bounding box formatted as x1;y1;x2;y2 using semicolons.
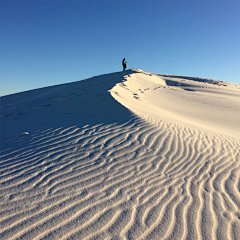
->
0;69;138;151
163;75;222;86
165;80;196;91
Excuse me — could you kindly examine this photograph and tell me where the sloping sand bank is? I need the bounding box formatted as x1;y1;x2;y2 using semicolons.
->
1;69;240;239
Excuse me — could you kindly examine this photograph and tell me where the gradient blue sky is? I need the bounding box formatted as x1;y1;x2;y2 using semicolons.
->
1;1;239;96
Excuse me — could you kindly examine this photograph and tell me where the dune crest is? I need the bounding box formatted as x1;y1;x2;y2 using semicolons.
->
110;69;240;139
1;70;240;239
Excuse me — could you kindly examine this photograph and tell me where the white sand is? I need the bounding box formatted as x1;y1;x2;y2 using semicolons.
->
0;69;240;239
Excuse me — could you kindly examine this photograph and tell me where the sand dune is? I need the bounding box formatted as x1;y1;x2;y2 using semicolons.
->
0;69;240;239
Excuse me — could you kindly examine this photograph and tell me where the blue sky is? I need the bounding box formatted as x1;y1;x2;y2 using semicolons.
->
1;1;239;96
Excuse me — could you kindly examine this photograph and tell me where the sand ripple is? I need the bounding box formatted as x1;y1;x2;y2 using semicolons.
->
1;70;240;239
1;117;239;239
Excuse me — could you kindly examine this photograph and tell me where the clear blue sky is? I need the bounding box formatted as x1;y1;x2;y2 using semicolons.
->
1;1;239;96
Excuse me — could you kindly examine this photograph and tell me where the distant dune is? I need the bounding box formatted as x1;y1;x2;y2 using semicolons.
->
1;69;240;239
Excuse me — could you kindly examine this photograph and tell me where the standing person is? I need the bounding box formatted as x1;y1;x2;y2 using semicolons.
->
122;58;127;71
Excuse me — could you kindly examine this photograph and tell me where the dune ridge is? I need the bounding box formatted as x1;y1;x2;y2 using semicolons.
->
1;69;240;239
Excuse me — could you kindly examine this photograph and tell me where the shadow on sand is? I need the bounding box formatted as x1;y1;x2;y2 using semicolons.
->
0;69;138;150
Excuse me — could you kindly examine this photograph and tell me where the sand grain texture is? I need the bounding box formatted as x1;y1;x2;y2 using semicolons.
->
1;69;240;239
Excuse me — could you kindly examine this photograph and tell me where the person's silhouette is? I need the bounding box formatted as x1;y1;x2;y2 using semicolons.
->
122;58;127;71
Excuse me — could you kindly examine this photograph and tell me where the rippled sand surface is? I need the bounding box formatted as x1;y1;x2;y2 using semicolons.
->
1;69;240;239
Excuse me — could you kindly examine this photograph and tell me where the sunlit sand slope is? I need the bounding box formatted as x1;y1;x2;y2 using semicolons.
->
110;69;240;138
0;69;240;239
